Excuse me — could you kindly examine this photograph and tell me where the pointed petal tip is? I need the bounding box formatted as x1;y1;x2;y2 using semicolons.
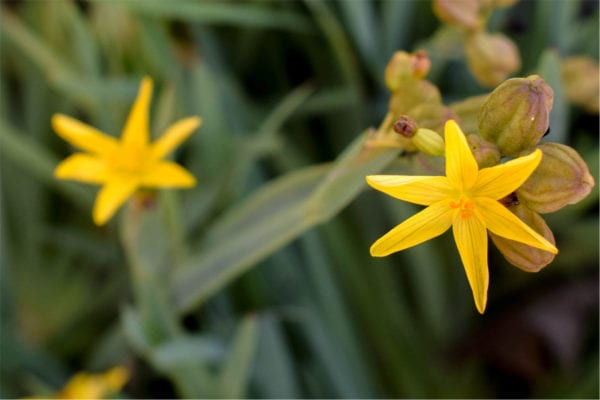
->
140;76;153;89
444;118;459;131
92;209;109;226
474;291;488;314
369;244;385;258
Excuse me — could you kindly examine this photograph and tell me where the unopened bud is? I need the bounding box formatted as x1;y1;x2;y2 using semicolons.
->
517;143;595;214
393;116;418;137
490;204;556;272
385;50;432;91
433;0;482;29
412;128;445;156
478;75;553;156
465;31;521;87
466;134;501;168
562;56;600;114
389;80;442;117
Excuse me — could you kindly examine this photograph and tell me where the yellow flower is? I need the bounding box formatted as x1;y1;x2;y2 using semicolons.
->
23;367;129;400
56;366;129;399
53;77;201;225
366;120;557;313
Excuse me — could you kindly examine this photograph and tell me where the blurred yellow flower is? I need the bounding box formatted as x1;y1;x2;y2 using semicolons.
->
367;120;557;313
24;366;129;400
56;366;129;399
53;77;201;225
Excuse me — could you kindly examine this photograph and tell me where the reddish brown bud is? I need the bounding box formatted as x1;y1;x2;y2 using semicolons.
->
491;204;556;272
393;116;418;138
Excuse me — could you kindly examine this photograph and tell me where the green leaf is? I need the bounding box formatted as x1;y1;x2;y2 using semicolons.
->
121;1;314;33
0;118;94;209
537;49;568;144
152;335;225;371
253;314;301;398
216;315;259;398
173;163;329;312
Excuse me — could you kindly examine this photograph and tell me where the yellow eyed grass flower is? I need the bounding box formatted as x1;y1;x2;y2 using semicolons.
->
366;120;557;314
53;77;201;225
56;366;129;399
23;367;129;399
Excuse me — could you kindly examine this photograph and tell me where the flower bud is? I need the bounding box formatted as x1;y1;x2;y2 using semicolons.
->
517;143;595;214
562;56;600;114
466;134;501;168
385;50;432;91
478;75;553;156
412;128;445;156
490;204;556;272
465;31;521;87
389;80;442;118
433;0;482;29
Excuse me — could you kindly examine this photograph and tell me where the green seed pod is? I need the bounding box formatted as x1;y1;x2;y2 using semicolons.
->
517;143;595;214
490;204;556;272
465;31;521;88
412;128;445;156
478;75;553;156
466;134;501;168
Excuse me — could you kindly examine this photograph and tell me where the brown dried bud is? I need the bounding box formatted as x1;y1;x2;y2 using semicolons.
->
433;0;482;29
466;134;501;168
465;31;521;87
517;143;595;214
562;56;600;114
491;204;556;272
478;75;553;156
393;116;418;137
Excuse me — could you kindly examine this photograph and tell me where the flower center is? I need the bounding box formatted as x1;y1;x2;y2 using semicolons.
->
450;197;475;219
110;146;148;175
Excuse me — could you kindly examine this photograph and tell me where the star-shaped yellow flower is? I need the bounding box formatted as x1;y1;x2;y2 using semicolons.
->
367;119;558;313
53;77;201;225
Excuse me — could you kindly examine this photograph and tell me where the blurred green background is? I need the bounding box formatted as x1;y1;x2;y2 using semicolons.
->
1;0;598;398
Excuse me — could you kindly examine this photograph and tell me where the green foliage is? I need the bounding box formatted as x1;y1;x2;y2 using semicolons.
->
1;0;597;398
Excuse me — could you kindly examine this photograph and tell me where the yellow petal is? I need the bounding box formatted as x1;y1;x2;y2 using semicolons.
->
122;77;153;147
370;201;453;257
141;161;196;188
444;120;478;190
52;114;118;156
475;197;558;253
366;175;455;205
452;213;488;314
472;149;542;199
93;177;139;225
54;154;110;184
151;117;202;160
